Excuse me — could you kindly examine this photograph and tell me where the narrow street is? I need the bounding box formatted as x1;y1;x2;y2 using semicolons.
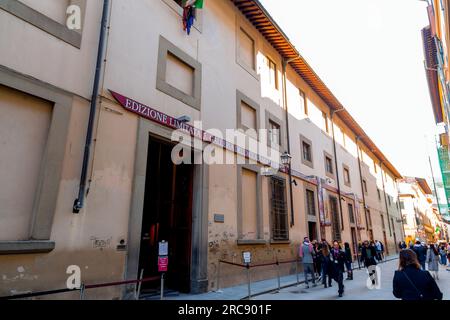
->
253;259;450;300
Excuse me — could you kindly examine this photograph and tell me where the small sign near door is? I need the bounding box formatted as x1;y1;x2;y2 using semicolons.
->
158;256;169;272
159;241;168;256
242;251;251;264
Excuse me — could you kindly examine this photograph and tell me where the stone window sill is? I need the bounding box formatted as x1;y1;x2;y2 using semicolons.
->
0;241;55;255
237;239;266;245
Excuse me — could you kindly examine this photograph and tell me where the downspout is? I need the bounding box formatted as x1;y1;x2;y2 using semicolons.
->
73;0;111;213
282;58;296;227
380;162;392;238
330;109;345;235
356;137;369;233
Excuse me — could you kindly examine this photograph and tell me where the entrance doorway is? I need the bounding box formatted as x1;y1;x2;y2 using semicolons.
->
329;196;341;241
308;222;317;241
138;136;194;293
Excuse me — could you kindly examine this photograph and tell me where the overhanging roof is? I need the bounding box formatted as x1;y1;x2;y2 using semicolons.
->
231;0;402;178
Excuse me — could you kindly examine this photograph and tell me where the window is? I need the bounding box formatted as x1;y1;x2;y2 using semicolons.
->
0;70;73;254
341;128;346;147
367;209;372;228
270;177;289;240
1;0;83;48
348;204;355;224
363;179;368;194
388;196;391;206
343;166;351;186
238;27;256;72
266;56;278;90
0;86;52;241
241;169;258;240
166;52;194;96
241;101;256;130
156;36;202;110
325;156;333;174
303;142;312;161
269;120;281;146
300;89;308;115
322;112;329;133
381;214;385;230
236;90;260;138
306;189;316;217
377;188;381;201
373;160;378;173
400;201;405;210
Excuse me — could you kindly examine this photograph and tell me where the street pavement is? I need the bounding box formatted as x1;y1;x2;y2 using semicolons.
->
253;259;450;300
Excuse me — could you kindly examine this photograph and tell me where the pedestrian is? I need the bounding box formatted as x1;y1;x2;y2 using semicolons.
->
361;240;377;285
393;249;443;300
398;241;403;251
402;241;407;250
299;236;316;288
439;244;447;266
320;245;333;288
379;241;385;261
427;244;440;280
329;240;346;297
375;240;382;261
312;240;322;280
412;241;427;270
344;242;353;280
408;241;414;249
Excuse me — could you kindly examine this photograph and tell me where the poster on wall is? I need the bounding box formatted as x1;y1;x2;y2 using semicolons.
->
317;177;325;225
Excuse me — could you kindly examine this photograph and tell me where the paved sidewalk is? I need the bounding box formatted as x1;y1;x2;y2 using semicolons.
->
253;258;450;300
143;255;398;300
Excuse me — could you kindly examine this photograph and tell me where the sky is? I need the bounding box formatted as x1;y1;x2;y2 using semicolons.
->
259;0;441;182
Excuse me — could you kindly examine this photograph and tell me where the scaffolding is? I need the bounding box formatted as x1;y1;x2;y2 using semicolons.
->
436;144;450;222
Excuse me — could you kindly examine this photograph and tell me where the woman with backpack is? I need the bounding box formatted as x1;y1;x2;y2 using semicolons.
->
393;249;442;300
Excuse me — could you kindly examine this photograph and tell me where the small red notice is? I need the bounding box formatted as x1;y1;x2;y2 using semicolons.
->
158;256;168;272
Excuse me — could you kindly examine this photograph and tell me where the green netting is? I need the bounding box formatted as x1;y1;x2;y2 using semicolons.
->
437;145;450;221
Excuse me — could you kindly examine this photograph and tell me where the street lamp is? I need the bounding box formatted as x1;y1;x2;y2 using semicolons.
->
280;151;292;168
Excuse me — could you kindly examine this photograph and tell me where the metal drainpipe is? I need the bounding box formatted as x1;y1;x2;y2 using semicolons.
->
356;137;369;233
330;110;345;236
282;58;296;227
380;162;392;237
73;0;111;213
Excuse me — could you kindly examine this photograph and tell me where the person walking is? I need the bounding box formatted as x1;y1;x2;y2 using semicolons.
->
427;244;440;280
439;244;447;266
361;240;377;285
393;249;443;300
330;240;346;297
412;241;427;270
299;237;316;289
375;240;382;262
344;242;353;280
320;245;333;288
312;240;322;280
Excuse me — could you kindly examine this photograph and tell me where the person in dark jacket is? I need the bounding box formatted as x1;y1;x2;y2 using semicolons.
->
361;240;377;284
344;242;353;280
393;249;443;300
320;245;333;288
330;240;346;297
412;241;427;270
